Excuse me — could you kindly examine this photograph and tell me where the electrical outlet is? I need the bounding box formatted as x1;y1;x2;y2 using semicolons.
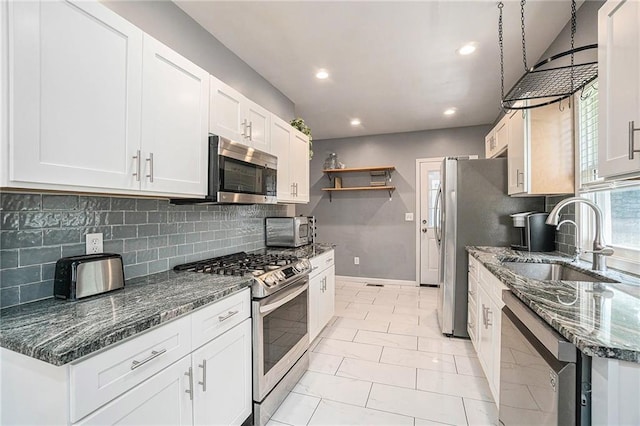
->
354;257;360;265
86;233;103;254
405;213;414;221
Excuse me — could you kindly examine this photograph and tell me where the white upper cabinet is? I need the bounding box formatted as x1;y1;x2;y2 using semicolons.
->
8;0;143;190
507;110;527;195
140;35;209;196
209;76;271;152
598;0;640;179
270;115;309;204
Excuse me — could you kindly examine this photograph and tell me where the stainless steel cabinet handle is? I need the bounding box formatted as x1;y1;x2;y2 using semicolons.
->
241;119;248;138
482;304;488;328
146;153;154;183
326;258;333;264
468;290;475;296
486;308;493;327
630;121;640;160
468;321;475;328
248;121;253;141
132;150;141;181
198;360;207;392
131;348;167;370
185;366;193;400
218;310;239;322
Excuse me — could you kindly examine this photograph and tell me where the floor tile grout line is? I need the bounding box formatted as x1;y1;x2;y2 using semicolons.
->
304;396;322;426
461;396;471;426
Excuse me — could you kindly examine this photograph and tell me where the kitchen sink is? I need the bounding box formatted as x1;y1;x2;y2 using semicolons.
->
501;261;619;283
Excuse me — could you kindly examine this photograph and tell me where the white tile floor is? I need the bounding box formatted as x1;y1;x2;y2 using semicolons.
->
267;279;498;426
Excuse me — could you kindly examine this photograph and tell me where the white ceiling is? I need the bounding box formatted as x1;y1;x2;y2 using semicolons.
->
175;1;580;140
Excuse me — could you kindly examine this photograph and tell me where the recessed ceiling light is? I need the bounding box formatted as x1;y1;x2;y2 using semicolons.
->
457;43;477;56
316;70;329;79
350;118;361;126
444;108;457;116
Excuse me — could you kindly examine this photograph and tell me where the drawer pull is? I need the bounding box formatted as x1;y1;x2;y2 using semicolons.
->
326;258;333;264
130;348;167;370
198;359;207;392
185;366;194;400
469;290;475;296
218;310;239;322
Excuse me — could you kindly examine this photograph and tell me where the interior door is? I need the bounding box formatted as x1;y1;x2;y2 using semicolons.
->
419;160;441;285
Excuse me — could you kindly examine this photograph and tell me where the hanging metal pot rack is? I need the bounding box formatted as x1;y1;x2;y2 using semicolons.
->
498;0;598;111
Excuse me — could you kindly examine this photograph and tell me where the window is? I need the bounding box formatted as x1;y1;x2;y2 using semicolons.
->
576;80;640;273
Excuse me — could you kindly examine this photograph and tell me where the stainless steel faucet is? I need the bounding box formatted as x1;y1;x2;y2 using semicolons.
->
556;219;581;263
546;197;614;271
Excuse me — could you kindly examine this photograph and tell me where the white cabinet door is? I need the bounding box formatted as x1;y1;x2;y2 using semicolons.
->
271;115;294;202
140;34;209;197
244;101;271;153
598;0;640;178
192;319;252;426
290;130;310;202
9;0;143;190
319;265;336;329
75;356;193;426
209;76;245;143
308;271;323;343
494;117;509;155
476;285;494;385
507;110;527;195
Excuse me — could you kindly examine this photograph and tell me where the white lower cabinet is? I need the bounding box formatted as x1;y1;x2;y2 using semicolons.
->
0;289;252;426
309;250;336;342
469;255;507;404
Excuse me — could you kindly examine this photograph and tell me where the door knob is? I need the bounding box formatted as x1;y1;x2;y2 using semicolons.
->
422;220;427;224
422;228;428;233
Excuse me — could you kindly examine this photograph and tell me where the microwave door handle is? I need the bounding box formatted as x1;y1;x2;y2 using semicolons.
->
259;282;308;315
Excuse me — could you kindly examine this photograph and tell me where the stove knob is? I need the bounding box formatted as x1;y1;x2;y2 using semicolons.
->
265;274;277;286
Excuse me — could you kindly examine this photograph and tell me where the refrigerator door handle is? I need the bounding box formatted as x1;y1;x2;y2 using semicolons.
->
434;186;443;246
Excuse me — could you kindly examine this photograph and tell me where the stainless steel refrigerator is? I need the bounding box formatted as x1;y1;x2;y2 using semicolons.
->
435;157;544;337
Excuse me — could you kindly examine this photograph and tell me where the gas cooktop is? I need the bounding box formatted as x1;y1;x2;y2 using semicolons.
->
173;251;311;298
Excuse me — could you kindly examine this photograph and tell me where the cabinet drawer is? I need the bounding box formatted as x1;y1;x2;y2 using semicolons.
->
310;250;335;276
70;315;192;423
191;288;250;350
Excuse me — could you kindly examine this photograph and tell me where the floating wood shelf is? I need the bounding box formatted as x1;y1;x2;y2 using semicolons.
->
322;165;396;201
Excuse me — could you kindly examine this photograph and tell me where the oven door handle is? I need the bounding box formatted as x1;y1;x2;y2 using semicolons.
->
259;282;308;315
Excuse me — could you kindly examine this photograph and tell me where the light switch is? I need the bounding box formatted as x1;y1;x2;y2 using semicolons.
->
405;213;414;221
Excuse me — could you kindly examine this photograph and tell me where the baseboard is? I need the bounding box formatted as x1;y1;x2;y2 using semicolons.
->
335;275;418;287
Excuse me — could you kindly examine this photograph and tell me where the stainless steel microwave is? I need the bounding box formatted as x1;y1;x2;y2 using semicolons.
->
265;216;314;247
172;135;277;205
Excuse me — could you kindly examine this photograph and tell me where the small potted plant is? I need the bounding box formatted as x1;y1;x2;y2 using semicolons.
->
290;118;313;160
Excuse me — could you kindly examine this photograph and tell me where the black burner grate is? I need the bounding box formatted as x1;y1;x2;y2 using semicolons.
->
173;252;299;276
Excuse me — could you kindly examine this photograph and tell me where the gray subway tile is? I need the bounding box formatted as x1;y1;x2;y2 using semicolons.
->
41;262;57;281
125;263;148;279
1;266;41;288
1;213;20;230
193;242;208;253
158;246;177;259
113;225;137;239
20;280;54;304
1;230;43;249
111;198;136;210
20;212;62;229
121;252;137;266
200;231;215;241
208;221;221;231
1;193;41;211
137;248;158;263
177;223;195;233
0;287;20;308
148;235;168;249
194;221;209;232
186;212;200;222
20;246;61;266
79;196;111;211
159;223;178;235
177;244;194;256
125;212;147;224
82;226;112;240
136;199;158;211
185;232;201;243
42;194;78;210
138;224;159;237
0;250;19;269
167;212;186;223
168;234;186;245
95;211;124;226
148;259;168;274
60;211;93;227
200;212;215;221
43;228;82;246
168;256;186;268
61;243;86;257
124;238;147;252
103;239;124;254
148;211;167;224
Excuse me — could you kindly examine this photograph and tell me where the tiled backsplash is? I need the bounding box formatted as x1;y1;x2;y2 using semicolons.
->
546;195;576;256
0;192;287;308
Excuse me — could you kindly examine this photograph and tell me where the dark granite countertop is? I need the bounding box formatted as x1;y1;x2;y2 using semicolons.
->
0;271;252;366
467;246;640;363
266;242;335;259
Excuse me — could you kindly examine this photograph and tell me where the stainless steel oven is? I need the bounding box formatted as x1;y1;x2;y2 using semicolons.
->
499;292;578;425
253;278;309;425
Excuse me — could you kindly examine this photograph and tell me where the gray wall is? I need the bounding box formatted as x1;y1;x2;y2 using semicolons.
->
0;193;287;308
101;1;295;120
297;125;489;282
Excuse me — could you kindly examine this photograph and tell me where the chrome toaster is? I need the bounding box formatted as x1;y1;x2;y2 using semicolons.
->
54;253;125;300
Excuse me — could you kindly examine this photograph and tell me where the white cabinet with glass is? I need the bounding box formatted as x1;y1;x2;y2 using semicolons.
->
209;76;271;153
598;0;640;179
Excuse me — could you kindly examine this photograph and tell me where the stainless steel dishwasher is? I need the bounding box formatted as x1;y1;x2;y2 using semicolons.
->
499;292;580;426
